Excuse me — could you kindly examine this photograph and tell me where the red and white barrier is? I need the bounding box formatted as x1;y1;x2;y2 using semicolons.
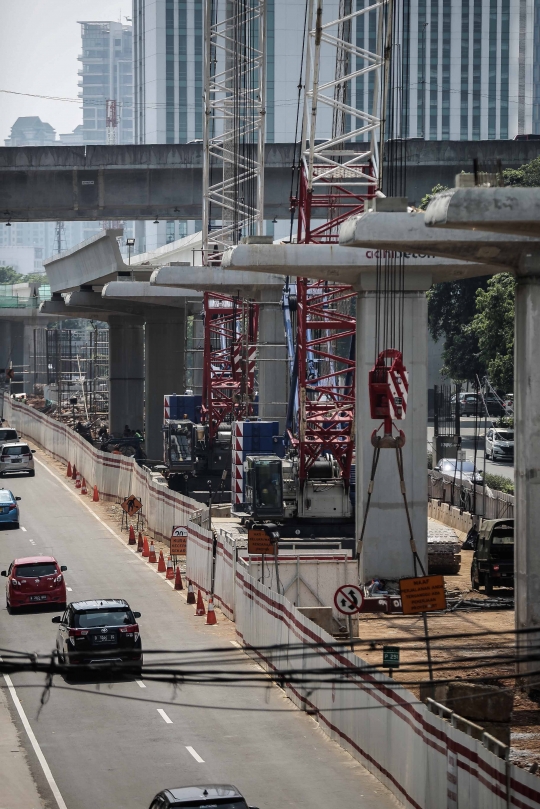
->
234;568;540;809
185;521;213;597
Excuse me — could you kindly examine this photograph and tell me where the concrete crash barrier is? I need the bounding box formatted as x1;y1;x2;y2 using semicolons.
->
3;396;202;545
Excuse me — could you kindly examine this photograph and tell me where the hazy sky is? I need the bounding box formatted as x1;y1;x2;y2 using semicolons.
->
0;1;132;143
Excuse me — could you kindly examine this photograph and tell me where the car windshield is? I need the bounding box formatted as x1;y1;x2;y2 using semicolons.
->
0;430;17;441
2;445;30;456
0;490;14;503
15;563;57;577
74;609;134;628
494;431;514;441
442;460;476;472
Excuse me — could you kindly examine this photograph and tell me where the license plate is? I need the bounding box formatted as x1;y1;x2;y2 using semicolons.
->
29;595;47;602
93;634;116;644
12;459;22;463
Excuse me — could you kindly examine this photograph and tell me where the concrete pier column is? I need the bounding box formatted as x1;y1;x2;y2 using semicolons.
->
191;313;204;395
145;311;186;460
23;325;35;395
356;276;430;583
9;323;24;394
0;321;13;368
108;317;145;436
256;289;288;431
515;253;540;677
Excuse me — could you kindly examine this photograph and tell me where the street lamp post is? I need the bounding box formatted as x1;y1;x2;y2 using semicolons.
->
126;237;136;266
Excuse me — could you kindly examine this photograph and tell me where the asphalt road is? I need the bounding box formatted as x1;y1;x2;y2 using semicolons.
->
0;455;398;809
427;418;514;481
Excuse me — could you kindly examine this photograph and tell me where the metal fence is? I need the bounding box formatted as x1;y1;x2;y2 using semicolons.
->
428;469;514;521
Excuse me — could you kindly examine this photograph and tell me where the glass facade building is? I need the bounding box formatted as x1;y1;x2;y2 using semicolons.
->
78;21;134;145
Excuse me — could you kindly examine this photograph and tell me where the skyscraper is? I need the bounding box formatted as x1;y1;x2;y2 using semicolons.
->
78;21;134;145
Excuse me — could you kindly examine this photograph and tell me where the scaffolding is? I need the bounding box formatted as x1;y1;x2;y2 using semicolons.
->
44;327;110;425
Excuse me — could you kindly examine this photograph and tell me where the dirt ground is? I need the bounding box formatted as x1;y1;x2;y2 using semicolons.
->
31;444;540;772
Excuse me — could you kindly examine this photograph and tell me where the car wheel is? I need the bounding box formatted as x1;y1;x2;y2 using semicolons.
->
28;470;35;477
58;602;67;611
485;577;494;596
12;522;19;530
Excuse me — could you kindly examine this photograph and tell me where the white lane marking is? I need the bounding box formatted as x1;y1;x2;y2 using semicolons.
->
0;660;68;809
136;680;146;688
34;457;184;591
157;708;173;724
20;527;26;532
230;640;241;648
66;587;72;592
186;746;205;763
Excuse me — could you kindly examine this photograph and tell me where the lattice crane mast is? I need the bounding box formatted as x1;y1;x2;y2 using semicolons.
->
288;0;388;490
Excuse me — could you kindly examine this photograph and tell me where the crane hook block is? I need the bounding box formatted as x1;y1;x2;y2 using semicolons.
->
368;349;409;433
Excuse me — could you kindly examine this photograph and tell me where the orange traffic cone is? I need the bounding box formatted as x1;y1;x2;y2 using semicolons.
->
81;477;88;495
128;525;136;545
206;596;217;625
142;536;150;558
67;462;72;478
92;485;99;502
187;580;196;604
174;566;184;590
157;550;166;572
166;557;174;579
137;532;144;553
195;589;206;616
71;464;77;480
75;472;82;489
148;542;157;563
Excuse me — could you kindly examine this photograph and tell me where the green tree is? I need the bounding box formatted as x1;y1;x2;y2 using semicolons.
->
0;266;24;284
469;273;515;391
427;278;489;381
503;155;540;187
419;183;449;211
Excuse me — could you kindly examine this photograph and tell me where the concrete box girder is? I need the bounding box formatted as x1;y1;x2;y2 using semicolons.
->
102;282;202;309
424;187;540;238
150;265;285;297
44;229;153;294
339;211;540;271
222;241;502;284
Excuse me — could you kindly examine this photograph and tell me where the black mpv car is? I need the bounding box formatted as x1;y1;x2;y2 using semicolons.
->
53;599;142;671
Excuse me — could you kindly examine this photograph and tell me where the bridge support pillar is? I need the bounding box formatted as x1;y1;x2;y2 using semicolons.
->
108;317;145;437
515;253;540;681
145;312;186;461
257;289;288;432
356;276;430;584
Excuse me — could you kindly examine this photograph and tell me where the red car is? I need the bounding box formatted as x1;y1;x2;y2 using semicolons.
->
1;556;67;612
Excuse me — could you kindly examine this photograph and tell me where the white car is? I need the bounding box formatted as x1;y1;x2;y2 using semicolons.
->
435;458;484;485
0;443;36;477
485;428;514;462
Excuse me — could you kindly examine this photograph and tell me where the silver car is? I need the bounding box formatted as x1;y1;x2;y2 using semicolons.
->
0;443;36;477
485;428;514;462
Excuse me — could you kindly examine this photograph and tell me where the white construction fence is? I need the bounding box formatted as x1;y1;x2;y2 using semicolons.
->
4;397;201;544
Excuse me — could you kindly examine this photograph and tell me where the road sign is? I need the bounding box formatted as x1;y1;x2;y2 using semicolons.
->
382;646;400;668
334;584;364;615
121;495;142;516
248;528;275;555
399;575;446;615
170;526;188;555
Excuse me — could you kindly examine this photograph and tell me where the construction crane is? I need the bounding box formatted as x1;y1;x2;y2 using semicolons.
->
162;0;268;499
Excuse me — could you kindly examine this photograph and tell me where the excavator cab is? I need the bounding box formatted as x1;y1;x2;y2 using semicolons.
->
164;420;196;471
245;455;284;519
